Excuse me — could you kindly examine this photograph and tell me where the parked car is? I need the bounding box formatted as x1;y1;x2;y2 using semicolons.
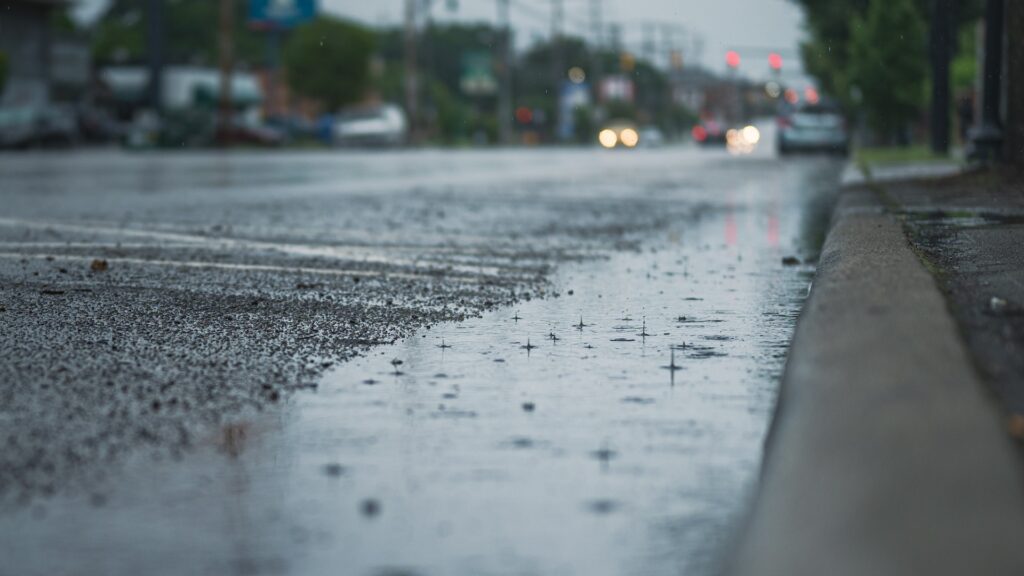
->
777;102;849;155
0;105;78;149
334;104;407;147
638;126;666;147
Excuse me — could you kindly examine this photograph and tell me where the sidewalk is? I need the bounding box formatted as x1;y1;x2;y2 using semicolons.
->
727;163;1024;576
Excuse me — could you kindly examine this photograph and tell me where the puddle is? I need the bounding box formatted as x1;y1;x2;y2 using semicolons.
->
263;208;812;576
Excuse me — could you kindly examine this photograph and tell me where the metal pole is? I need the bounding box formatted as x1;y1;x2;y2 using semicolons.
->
969;0;1004;162
929;0;953;155
404;0;419;144
1005;0;1024;167
497;0;513;145
146;0;164;113
551;0;564;142
589;0;604;106
218;0;235;146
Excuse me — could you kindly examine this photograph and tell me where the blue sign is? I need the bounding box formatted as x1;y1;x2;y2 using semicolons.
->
558;81;591;140
249;0;317;29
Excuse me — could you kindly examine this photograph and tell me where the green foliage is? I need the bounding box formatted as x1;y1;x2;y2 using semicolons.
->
0;51;8;95
92;0;264;66
952;24;977;93
572;106;594;143
50;6;81;35
792;0;869;107
855;145;950;167
791;0;982;109
284;17;374;110
429;80;467;144
604;100;636;122
848;0;927;142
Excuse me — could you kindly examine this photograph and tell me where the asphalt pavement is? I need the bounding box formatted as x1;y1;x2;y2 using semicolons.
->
0;142;843;576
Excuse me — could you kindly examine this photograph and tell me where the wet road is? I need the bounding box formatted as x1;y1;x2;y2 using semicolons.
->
0;138;842;576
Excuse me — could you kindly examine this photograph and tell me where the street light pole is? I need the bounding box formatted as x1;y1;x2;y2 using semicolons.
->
969;0;1004;162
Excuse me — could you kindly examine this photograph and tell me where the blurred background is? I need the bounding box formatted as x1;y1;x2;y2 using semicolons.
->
0;0;997;156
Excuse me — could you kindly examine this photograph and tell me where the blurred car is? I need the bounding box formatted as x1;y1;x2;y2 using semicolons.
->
691;119;728;147
334;104;407;147
638;126;665;148
265;114;319;143
221;118;285;147
777;102;849;155
0;105;78;149
598;121;640;149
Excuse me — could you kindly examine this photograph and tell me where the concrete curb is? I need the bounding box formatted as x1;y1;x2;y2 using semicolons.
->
726;188;1024;576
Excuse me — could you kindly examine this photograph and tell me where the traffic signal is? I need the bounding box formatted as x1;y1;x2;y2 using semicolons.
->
768;53;782;71
726;51;740;69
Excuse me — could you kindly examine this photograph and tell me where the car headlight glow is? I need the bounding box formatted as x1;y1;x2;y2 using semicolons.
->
598;129;618;148
619;128;639;148
741;125;761;145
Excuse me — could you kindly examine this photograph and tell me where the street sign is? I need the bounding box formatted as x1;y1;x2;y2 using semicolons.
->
460;52;497;96
558;80;591;140
249;0;317;29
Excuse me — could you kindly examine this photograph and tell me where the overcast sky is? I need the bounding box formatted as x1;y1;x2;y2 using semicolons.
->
75;0;809;82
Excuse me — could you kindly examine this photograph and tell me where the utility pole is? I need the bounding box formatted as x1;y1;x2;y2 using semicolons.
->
641;22;655;64
607;23;621;54
550;0;564;141
497;0;513;144
969;0;1004;162
145;0;164;113
218;0;235;146
589;0;603;104
929;0;954;155
404;0;419;144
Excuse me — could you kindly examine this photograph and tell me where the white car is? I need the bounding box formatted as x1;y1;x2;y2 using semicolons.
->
777;103;849;155
334;104;408;147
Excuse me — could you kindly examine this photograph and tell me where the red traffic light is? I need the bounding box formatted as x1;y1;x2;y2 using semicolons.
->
726;51;740;69
768;53;783;71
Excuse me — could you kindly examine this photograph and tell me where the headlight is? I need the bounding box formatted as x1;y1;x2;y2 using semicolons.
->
741;125;760;144
598;129;618;148
619;128;639;148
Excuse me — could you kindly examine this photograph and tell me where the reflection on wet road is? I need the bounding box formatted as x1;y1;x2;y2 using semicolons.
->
0;143;841;576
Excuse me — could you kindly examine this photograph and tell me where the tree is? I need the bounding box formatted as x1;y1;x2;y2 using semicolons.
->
848;0;927;143
791;0;982;109
283;17;374;111
791;0;869;108
92;0;263;67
